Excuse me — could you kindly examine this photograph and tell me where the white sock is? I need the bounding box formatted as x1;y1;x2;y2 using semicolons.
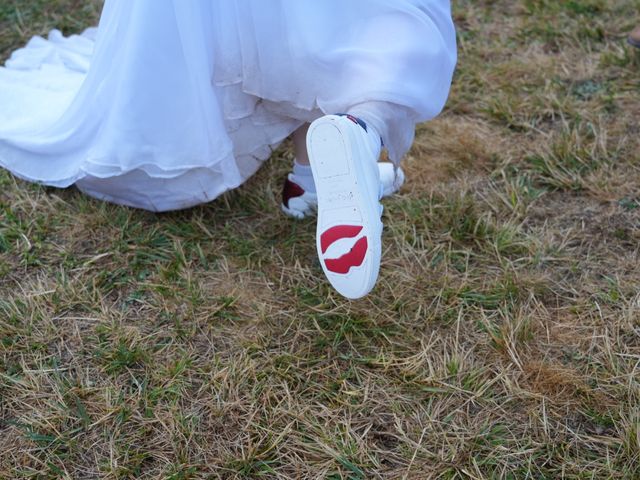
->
347;102;413;166
291;159;316;193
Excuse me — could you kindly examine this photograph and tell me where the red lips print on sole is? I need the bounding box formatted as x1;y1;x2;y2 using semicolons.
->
307;114;383;299
320;225;368;274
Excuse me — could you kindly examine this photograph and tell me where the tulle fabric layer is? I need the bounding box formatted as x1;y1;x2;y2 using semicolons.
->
0;0;456;211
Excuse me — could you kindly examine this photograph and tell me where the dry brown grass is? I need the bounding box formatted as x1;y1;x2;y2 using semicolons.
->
1;0;639;478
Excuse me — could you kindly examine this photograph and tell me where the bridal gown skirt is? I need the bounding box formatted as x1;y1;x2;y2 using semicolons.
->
0;0;456;211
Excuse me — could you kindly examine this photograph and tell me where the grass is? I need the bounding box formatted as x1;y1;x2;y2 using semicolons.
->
1;0;639;478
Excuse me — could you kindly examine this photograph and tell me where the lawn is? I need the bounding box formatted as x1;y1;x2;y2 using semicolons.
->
0;0;639;478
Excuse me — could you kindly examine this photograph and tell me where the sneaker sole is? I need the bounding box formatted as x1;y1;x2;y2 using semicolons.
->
307;116;382;299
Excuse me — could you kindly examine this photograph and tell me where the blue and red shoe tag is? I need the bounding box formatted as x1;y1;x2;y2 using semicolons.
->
337;113;368;132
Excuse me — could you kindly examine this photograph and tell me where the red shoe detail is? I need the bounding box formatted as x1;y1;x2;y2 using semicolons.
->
320;225;363;254
324;236;368;274
282;178;305;208
345;114;359;125
337;113;368;132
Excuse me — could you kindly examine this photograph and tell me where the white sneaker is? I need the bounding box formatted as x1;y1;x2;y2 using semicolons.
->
306;114;386;299
281;162;404;219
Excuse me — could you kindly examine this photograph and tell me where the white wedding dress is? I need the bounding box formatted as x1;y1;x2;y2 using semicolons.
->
0;0;456;211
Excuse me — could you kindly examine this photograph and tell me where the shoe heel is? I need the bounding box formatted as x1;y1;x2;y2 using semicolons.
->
308;122;351;180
